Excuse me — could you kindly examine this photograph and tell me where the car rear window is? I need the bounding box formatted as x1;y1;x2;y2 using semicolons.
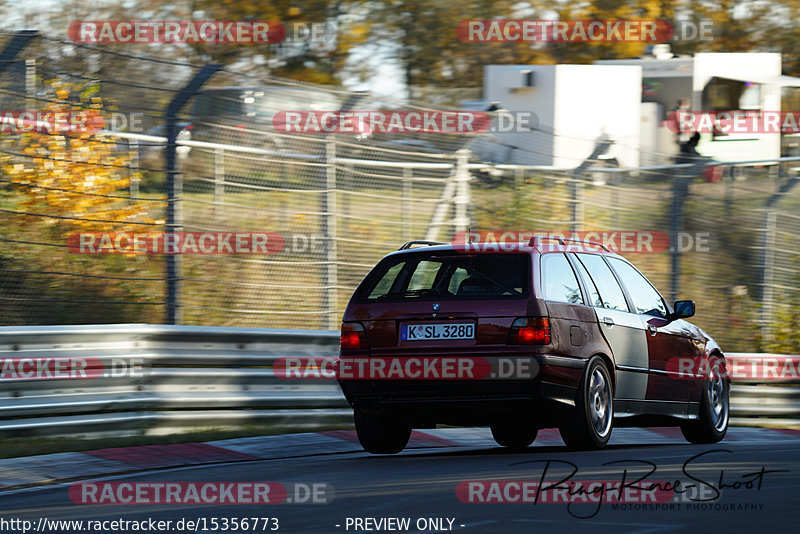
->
356;252;530;301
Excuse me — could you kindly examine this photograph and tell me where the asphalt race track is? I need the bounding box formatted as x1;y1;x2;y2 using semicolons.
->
0;428;797;534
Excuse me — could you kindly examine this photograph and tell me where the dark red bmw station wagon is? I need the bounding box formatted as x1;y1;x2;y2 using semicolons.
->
337;237;729;454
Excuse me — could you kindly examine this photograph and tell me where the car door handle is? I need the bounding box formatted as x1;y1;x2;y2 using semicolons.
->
647;324;657;335
602;317;615;326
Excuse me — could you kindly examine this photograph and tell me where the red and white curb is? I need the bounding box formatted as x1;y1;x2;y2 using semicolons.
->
0;427;796;491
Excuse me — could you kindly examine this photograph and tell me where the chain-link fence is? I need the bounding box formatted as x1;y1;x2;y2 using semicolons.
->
471;161;800;352
0;31;476;330
2;31;800;352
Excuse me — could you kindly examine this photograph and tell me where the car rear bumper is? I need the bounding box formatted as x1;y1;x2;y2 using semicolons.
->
337;354;587;425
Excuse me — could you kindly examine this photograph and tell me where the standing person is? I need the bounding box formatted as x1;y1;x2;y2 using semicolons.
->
653;99;692;183
667;98;693;146
676;132;702;164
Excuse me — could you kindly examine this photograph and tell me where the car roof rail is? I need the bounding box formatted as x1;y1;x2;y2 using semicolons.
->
398;240;447;250
529;235;611;252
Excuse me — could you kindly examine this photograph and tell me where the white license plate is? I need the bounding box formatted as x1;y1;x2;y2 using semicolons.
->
401;323;475;341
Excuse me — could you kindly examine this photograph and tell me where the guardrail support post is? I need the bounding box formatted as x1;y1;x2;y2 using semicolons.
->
164;64;221;325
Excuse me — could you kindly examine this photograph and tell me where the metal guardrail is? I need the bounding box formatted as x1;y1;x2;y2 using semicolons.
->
727;352;800;428
0;324;349;438
0;326;797;438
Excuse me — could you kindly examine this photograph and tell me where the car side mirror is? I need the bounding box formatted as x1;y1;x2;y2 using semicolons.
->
672;299;695;320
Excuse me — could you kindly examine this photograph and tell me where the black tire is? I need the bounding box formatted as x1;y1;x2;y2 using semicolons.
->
354;410;411;454
559;356;614;450
681;355;729;444
491;422;537;450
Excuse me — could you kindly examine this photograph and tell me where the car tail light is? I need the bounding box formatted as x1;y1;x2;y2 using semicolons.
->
509;317;551;345
341;322;368;350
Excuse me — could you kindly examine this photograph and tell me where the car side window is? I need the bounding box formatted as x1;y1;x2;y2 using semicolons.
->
541;253;584;304
407;260;443;290
367;262;405;298
575;253;629;312
569;253;603;308
447;267;469;294
607;257;668;317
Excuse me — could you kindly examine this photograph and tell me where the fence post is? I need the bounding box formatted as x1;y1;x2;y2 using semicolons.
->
571;178;584;233
403;167;412;241
316;91;367;329
24;58;36;105
757;171;800;339
453;149;472;234
213;146;225;214
569;135;613;233
760;209;777;339
669;167;685;302
164;65;220;325
129;138;139;199
513;167;523;221
668;163;697;302
321;137;338;330
610;172;619;228
425;160;458;242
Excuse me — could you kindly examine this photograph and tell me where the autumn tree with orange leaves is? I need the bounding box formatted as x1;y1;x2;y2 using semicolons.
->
2;81;162;234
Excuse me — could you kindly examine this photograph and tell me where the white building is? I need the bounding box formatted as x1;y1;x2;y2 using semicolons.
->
481;64;643;168
596;51;800;164
478;52;800;167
